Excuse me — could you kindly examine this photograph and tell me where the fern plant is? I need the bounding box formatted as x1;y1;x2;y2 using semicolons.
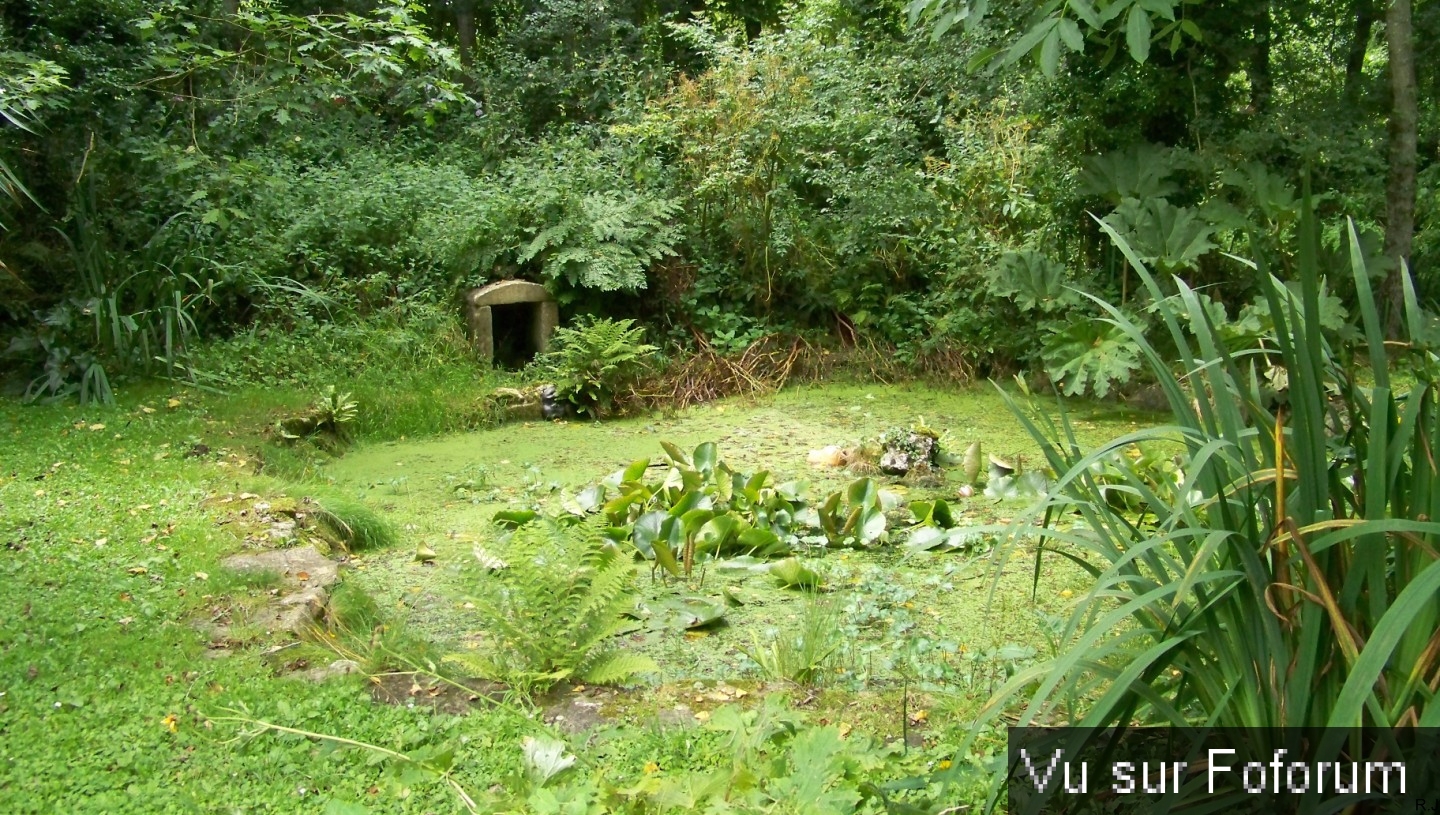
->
538;317;658;417
447;521;656;691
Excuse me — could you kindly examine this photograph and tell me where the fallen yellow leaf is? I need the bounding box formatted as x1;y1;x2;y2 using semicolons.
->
141;406;156;414
167;398;181;408
161;713;179;733
88;423;105;432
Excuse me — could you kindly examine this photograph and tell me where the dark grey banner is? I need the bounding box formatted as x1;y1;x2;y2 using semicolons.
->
1007;727;1440;814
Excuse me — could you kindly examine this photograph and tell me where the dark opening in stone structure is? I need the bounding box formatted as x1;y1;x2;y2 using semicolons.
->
464;280;559;369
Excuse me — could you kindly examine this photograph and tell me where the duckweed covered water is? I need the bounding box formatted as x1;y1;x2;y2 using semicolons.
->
323;383;1155;710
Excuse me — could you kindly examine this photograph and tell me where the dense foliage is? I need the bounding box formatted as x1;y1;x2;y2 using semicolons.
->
2;0;1434;401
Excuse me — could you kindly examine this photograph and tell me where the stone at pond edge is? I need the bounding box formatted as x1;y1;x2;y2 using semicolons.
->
220;545;339;589
299;659;363;683
879;432;937;476
491;387;543;422
277;586;328;629
216;546;341;636
491;384;569;422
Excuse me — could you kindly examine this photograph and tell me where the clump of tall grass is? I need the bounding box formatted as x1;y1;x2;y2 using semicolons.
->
969;200;1440;749
308;491;397;553
741;594;845;686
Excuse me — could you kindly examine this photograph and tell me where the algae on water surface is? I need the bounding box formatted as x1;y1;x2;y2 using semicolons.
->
325;383;1152;694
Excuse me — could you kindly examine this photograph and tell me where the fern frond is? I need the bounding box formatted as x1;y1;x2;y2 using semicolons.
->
579;650;659;685
441;651;494;678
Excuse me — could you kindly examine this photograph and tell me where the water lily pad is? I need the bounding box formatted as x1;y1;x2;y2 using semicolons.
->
653;596;727;629
768;558;822;590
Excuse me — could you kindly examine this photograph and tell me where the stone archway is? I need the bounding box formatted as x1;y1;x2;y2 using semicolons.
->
465;280;559;367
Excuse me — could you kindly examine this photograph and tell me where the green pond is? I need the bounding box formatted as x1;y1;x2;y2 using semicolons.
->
319;382;1154;701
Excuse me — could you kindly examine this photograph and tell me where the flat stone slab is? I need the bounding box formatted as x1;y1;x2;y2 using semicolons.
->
299;659;363;683
469;279;551;306
221;545;339;588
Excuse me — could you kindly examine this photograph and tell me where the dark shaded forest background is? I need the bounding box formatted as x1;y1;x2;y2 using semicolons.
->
1;0;1435;401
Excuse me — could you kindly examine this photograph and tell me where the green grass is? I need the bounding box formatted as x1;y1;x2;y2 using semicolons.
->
0;353;1158;812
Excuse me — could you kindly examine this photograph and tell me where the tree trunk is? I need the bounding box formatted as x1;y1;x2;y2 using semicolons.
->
1344;0;1377;107
1250;1;1273;112
455;0;477;67
222;0;242;48
1382;0;1417;338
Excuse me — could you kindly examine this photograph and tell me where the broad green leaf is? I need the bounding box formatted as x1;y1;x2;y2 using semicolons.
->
1078;145;1179;203
846;477;878;508
632;510;667;558
859;508;886;543
1003;18;1057;68
776;480;810;502
738;526;784;555
1103;197;1216;273
1057;17;1085;51
574;484;605;513
1068;0;1101;28
1041;315;1143;398
621;458;650;484
769;558;823;589
905;526;946;551
522;736;575;784
660;441;690;466
931;9;965;41
680;508;716;535
1040;27;1062;76
905;0;935;26
652;539;682;576
655;596;727;629
1125;5;1152;63
818;492;842;539
693;442;718;474
696;515;739;552
990;250;1078;312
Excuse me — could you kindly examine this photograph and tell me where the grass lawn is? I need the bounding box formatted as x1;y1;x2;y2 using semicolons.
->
0;375;1156;813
